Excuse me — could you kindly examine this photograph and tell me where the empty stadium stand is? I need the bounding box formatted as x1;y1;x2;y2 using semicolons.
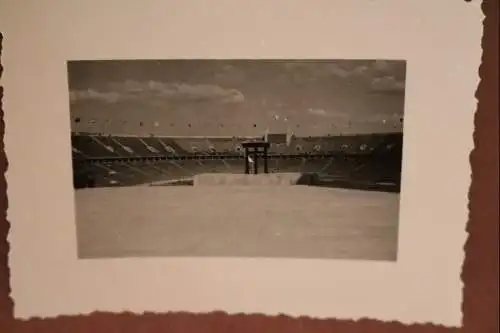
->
71;131;403;191
204;137;241;155
72;134;121;158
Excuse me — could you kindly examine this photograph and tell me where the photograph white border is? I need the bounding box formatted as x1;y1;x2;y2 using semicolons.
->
1;0;483;327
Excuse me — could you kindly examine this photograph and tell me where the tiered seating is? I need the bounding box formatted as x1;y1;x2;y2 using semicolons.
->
126;160;168;180
316;156;362;179
324;136;362;154
318;136;340;153
283;137;301;154
204;137;240;154
351;135;389;154
154;160;194;179
173;138;213;155
167;159;207;176
361;153;402;184
114;136;160;156
232;141;245;155
221;159;246;173
318;133;403;155
71;147;87;161
156;138;188;156
316;153;401;185
265;158;280;173
72;134;120;158
75;160;205;188
73;162;144;188
141;136;174;155
267;143;288;155
297;137;323;154
275;157;306;173
73;163;102;188
357;135;386;154
100;162;154;186
197;159;228;173
370;133;403;155
284;137;323;155
96;136;133;156
298;158;330;173
72;132;403;189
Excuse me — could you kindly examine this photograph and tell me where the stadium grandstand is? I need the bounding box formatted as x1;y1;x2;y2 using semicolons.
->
71;126;403;192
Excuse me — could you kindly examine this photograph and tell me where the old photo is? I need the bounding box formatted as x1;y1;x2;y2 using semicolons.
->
68;59;406;261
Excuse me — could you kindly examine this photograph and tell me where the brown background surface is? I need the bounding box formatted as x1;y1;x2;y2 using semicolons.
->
0;1;498;332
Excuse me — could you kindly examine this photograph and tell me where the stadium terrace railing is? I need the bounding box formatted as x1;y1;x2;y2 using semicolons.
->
74;151;395;166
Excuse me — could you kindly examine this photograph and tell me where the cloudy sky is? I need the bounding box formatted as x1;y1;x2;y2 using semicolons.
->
67;59;406;136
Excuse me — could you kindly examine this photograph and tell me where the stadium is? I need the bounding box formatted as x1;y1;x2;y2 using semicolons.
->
71;124;403;261
69;59;404;261
72;130;402;191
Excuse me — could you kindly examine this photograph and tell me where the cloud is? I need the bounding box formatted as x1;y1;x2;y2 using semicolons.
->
69;80;245;105
370;76;405;94
283;61;351;78
352;65;370;75
307;108;328;116
69;89;121;104
281;60;406;91
372;60;391;72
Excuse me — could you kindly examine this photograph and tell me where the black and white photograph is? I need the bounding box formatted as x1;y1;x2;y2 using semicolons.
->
69;59;406;261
